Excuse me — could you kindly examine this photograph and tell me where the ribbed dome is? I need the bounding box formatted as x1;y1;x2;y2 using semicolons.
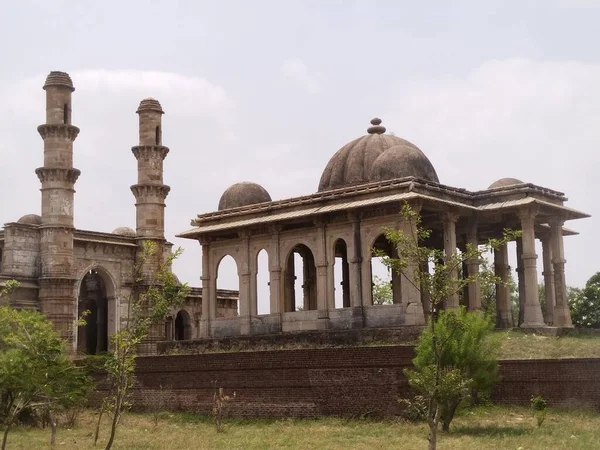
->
43;71;74;91
488;178;524;189
318;118;438;191
218;182;272;211
112;226;136;237
136;98;164;114
17;214;41;225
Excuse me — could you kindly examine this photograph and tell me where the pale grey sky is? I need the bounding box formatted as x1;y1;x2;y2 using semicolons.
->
1;1;599;307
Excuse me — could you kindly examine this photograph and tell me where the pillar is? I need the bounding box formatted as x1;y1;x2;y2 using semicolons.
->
269;226;282;316
283;252;296;312
419;262;431;318
392;269;402;304
518;209;546;328
238;233;251;335
348;214;365;328
342;257;350;308
400;205;425;325
541;236;556;325
199;240;212;337
466;223;481;311
550;218;573;327
443;212;460;310
36;71;80;345
494;243;513;328
516;237;525;325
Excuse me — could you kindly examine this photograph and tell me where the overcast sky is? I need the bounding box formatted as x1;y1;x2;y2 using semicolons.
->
1;1;599;308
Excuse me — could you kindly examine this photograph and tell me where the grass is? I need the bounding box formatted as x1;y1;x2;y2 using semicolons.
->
497;330;600;359
3;407;600;449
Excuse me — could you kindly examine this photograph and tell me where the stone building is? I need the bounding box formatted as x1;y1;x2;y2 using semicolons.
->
178;118;589;338
0;71;237;354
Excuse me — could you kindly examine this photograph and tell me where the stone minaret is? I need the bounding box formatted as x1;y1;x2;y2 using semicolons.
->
36;71;80;342
131;98;170;352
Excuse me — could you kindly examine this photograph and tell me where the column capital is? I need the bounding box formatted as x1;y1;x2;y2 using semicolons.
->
517;205;539;221
199;236;212;246
444;210;460;224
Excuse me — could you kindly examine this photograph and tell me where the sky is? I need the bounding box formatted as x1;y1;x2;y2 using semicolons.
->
1;0;599;310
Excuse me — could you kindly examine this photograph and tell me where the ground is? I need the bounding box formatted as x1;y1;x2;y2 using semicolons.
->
4;407;600;449
498;331;600;359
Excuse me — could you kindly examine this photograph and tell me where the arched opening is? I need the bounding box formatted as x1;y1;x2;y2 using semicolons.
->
283;244;317;312
63;104;69;124
216;255;239;317
371;234;396;306
333;239;349;308
77;268;114;355
174;310;192;340
256;249;270;315
155;125;161;145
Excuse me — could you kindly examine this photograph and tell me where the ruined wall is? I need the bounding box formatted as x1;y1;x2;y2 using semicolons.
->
94;347;600;418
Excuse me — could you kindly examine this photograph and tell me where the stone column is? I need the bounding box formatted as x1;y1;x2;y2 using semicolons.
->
268;225;282;317
199;240;212;337
238;233;252;335
518;209;545;328
516;238;525;325
494;243;513;328
550;218;573;327
348;214;363;309
466;223;481;312
391;269;402;304
315;222;330;317
541;236;556;325
443;212;460;310
419;261;431;318
341;257;350;308
283;252;296;312
400;205;425;325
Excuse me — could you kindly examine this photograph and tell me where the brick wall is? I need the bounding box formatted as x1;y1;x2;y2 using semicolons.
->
98;347;600;418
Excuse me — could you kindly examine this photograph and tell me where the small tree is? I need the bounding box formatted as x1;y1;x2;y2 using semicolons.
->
0;299;91;450
211;382;236;433
99;241;189;450
372;275;393;305
377;202;517;450
569;272;599;328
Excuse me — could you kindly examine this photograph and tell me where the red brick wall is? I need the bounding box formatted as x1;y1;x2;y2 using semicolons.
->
99;347;600;418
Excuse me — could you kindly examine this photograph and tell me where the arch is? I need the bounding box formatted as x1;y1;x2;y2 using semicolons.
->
283;244;317;312
255;248;270;315
370;234;396;306
76;265;118;355
333;238;350;308
216;254;240;317
174;309;192;340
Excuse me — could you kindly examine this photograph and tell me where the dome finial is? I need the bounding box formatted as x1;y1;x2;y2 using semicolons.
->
367;117;386;135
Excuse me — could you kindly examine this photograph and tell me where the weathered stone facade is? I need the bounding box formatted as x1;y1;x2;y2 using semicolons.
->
0;72;238;354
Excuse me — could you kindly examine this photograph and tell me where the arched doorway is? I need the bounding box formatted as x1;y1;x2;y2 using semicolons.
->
174;310;192;340
333;239;350;308
371;234;396;305
283;244;317;312
77;268;115;355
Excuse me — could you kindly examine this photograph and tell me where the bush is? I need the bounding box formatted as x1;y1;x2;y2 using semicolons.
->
569;273;600;328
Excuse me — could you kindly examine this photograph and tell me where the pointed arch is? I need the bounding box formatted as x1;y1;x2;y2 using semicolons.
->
283;244;317;312
333;238;350;308
174;309;192;340
216;254;240;317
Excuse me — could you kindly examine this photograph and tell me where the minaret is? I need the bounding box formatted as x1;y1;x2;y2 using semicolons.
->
131;98;170;352
36;71;80;342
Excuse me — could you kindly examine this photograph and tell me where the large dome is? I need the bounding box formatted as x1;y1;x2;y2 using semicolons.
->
318;118;439;192
488;178;524;189
218;182;272;211
17;214;41;225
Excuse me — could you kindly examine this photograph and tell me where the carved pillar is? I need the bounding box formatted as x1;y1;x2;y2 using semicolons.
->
443;212;460;310
550;218;573;327
348;213;365;328
518;208;545;328
391;269;402;304
199;239;212;338
516;237;525;326
315;222;330;317
400;204;425;325
541;236;556;325
466;221;481;312
238;232;252;335
494;243;513;328
269;226;282;316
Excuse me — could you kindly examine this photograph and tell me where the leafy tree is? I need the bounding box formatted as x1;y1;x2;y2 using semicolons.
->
376;202;517;450
372;275;393;305
99;241;189;450
569;272;600;328
0;282;91;450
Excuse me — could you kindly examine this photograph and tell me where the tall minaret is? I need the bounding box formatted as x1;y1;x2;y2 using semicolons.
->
36;71;80;342
131;98;170;352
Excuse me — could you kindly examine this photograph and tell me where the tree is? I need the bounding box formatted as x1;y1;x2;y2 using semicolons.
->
569;272;600;328
99;241;189;450
376;202;517;450
0;285;91;450
372;275;393;305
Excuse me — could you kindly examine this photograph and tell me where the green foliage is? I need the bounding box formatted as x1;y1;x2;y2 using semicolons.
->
99;241;190;450
0;306;91;449
530;395;547;427
569;272;600;328
406;308;501;431
372;275;393;305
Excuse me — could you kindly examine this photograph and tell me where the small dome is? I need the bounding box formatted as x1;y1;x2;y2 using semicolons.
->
17;214;41;225
112;227;136;237
318;118;438;191
218;182;272;211
136;98;164;114
488;178;524;189
43;71;74;91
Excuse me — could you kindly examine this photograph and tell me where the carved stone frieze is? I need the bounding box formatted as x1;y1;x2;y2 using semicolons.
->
35;167;81;184
37;124;80;141
131;145;170;160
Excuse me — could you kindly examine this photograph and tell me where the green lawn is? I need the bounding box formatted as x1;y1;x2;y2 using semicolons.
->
497;330;600;359
4;407;600;450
